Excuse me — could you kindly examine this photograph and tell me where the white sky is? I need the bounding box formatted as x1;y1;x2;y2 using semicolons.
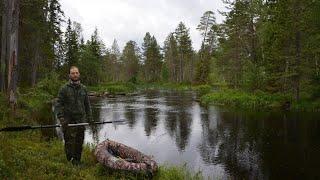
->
60;0;226;51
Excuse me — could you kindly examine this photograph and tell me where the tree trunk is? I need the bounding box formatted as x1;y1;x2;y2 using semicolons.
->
31;33;41;87
190;54;194;82
250;17;257;63
294;0;301;102
179;54;183;82
294;31;301;102
0;0;8;92
7;0;20;111
316;54;319;76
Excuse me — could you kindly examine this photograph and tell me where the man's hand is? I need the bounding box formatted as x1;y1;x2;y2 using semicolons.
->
88;117;95;126
59;117;68;129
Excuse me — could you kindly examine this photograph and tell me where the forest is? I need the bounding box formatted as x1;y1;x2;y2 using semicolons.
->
1;0;320;179
1;0;320;111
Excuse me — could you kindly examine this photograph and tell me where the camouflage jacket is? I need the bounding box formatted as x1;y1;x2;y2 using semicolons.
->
55;81;93;123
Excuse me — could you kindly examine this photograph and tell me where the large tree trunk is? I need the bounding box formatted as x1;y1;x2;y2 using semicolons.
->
0;0;8;92
250;17;257;63
294;0;301;102
179;54;183;82
316;55;319;76
7;0;20;110
31;33;41;87
294;31;301;102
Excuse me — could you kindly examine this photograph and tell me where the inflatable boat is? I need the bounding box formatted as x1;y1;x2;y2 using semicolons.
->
94;139;158;174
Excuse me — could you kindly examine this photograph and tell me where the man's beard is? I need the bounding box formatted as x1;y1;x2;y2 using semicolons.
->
71;78;79;82
70;76;80;82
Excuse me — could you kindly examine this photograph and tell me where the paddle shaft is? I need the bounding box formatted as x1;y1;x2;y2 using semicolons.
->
0;120;125;132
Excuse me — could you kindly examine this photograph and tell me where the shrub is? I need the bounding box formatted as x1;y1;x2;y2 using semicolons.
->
193;85;212;96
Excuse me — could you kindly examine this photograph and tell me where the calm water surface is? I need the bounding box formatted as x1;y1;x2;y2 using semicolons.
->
84;90;320;179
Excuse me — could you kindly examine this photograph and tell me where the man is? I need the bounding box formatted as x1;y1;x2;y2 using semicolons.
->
55;66;94;165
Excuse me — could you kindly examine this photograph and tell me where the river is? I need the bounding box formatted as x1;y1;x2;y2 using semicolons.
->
84;90;320;179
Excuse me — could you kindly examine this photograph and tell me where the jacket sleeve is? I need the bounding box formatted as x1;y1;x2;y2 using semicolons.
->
55;86;65;119
84;88;93;123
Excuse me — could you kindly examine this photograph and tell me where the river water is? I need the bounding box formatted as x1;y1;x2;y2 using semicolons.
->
84;90;320;179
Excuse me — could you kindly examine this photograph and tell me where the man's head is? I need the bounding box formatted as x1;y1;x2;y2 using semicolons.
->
69;66;80;82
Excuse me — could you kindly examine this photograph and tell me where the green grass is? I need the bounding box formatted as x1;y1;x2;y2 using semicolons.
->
200;89;291;110
154;164;203;180
0;128;203;179
88;82;196;94
200;89;320;111
136;82;192;91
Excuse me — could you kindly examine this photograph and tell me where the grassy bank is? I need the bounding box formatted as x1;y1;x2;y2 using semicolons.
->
0;88;203;179
136;82;193;91
87;82;137;95
87;82;194;94
200;89;320;111
0;127;203;179
87;82;320;111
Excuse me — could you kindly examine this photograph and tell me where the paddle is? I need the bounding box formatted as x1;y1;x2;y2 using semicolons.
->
0;120;126;132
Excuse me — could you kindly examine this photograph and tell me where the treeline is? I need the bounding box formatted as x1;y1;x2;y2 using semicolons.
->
0;0;320;108
212;0;320;103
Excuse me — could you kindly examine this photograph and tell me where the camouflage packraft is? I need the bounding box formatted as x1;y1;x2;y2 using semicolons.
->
95;139;158;175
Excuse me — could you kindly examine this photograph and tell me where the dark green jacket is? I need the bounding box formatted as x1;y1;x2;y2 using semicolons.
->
55;81;93;123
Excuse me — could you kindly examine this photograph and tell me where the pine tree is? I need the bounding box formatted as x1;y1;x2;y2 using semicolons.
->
196;43;211;83
46;0;64;69
175;22;193;82
64;19;81;72
163;33;179;82
121;40;140;82
110;39;121;81
217;0;263;88
142;33;162;82
197;11;216;47
78;28;105;85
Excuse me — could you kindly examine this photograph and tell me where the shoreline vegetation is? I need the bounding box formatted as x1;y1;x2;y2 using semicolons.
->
87;82;320;112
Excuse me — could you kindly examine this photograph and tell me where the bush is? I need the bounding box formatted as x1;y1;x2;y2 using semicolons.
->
88;83;137;95
200;89;290;110
193;85;212;96
17;72;65;124
19;72;64;109
311;74;320;99
242;60;267;91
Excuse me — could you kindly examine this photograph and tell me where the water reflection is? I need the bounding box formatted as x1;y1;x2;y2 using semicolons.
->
86;90;320;179
144;91;160;136
163;92;193;151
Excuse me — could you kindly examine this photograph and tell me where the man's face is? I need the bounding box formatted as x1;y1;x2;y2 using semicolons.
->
69;68;80;81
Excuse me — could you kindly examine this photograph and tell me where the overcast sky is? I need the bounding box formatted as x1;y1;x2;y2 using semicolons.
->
60;0;226;51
